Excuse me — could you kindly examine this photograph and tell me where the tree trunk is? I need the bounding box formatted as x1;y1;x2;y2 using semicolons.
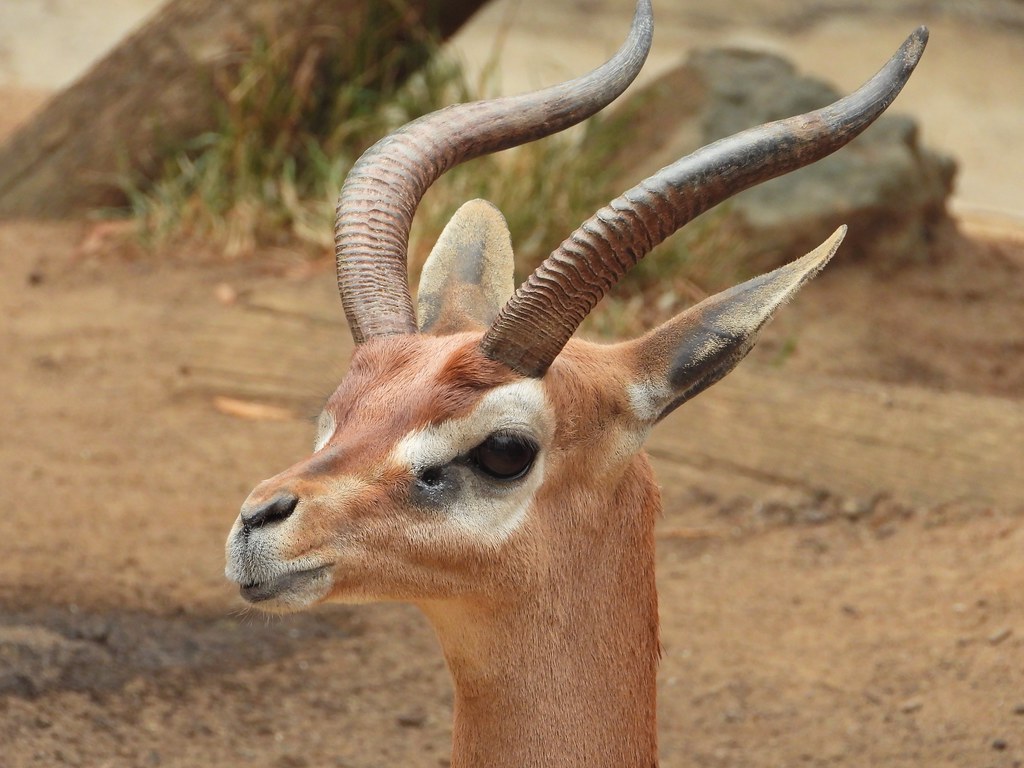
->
0;0;489;218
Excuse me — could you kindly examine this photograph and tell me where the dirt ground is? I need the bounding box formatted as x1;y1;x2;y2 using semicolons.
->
2;2;1024;767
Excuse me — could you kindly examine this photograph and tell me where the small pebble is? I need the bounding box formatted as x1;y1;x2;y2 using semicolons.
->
397;713;426;728
899;698;923;714
992;739;1008;751
214;283;238;305
1013;703;1024;716
841;498;870;520
988;627;1013;645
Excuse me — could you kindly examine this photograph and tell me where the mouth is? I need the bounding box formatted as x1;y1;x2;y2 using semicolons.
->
239;565;331;606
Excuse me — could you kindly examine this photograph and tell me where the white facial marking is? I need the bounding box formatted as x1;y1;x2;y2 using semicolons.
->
393;380;551;545
313;410;336;452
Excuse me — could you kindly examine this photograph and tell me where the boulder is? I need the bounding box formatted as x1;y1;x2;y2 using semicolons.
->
609;48;956;271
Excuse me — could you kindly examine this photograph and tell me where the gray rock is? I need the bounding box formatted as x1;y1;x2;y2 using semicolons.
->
609;47;956;271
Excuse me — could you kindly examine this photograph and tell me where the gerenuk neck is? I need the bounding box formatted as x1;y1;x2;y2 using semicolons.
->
422;456;661;768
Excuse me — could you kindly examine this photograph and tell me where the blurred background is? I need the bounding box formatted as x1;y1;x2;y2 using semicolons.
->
1;1;1021;766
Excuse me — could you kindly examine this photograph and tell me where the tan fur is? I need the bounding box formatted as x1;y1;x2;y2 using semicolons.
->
227;332;663;765
422;454;660;768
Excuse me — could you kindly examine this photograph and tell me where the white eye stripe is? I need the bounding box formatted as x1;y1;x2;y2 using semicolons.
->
394;380;549;471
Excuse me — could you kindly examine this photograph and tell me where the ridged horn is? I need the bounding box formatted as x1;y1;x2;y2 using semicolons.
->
480;26;929;377
335;0;654;344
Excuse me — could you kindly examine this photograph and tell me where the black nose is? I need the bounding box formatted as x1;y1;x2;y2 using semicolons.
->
241;492;299;529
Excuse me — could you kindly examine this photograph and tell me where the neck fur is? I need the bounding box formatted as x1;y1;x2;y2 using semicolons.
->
421;454;661;768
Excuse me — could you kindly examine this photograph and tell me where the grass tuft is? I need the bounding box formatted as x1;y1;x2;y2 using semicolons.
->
123;6;469;257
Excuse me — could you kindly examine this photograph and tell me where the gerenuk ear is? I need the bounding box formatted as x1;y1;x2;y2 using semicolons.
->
417;199;516;335
624;226;847;424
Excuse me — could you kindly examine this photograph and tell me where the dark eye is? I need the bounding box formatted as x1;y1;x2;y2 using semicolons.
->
419;466;445;488
469;432;537;481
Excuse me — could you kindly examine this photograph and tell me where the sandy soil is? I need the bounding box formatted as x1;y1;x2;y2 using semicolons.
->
1;219;1021;768
2;3;1023;768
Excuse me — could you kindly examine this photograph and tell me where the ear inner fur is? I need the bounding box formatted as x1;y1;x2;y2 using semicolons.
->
418;200;516;335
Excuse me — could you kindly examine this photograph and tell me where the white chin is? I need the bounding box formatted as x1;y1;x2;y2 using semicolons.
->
237;565;333;613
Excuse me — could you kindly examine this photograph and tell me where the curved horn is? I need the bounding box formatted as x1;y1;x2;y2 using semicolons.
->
480;27;929;377
335;0;654;344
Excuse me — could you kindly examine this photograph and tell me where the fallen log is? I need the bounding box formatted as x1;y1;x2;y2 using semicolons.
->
0;0;488;218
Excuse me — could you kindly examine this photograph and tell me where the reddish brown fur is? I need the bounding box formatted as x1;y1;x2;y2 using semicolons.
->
438;339;660;767
327;334;518;434
236;332;663;767
425;446;661;768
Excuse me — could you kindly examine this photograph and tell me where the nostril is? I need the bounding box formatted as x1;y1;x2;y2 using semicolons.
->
241;492;300;529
